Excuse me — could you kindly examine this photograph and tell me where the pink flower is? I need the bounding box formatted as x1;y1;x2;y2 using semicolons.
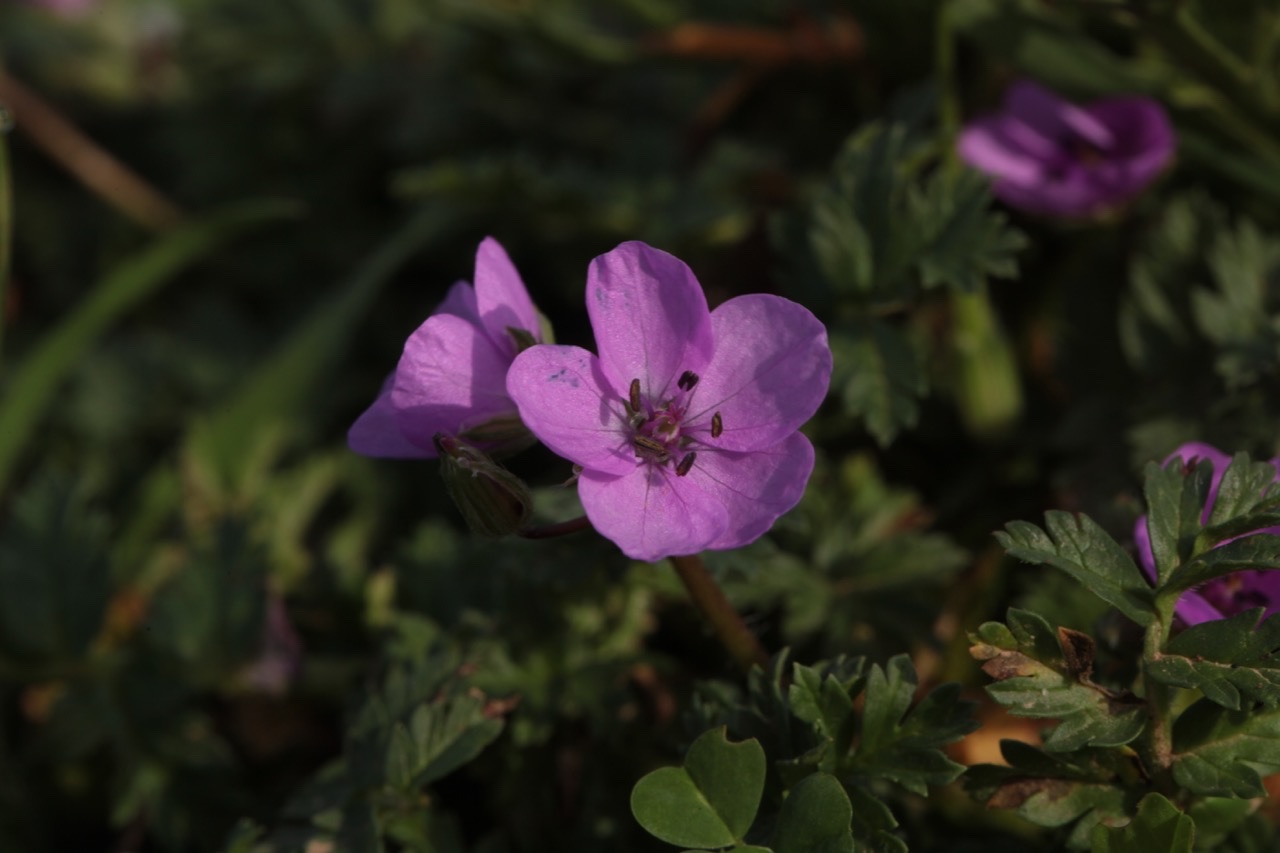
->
1134;442;1280;625
348;237;542;458
506;242;831;562
958;80;1174;218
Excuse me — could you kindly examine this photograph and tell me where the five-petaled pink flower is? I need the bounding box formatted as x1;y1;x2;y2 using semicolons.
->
957;80;1174;218
506;242;832;562
348;237;541;458
1134;442;1280;625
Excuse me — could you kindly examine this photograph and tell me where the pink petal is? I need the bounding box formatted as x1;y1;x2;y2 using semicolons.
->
348;382;434;458
1006;80;1112;150
506;344;637;476
390;312;517;448
578;466;729;562
687;295;831;452
586;242;715;403
474;237;539;351
1173;590;1224;626
687;433;815;550
957;117;1052;186
436;280;480;323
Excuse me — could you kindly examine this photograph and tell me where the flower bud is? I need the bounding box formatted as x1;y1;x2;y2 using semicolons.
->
434;434;532;537
457;413;537;458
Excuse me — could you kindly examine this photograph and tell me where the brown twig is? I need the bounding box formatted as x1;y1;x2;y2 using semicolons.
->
0;70;184;231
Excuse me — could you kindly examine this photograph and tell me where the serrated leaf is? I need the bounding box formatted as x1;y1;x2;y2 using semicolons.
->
844;655;976;794
967;741;1135;845
1206;454;1280;528
405;694;504;787
1163;533;1280;598
971;610;1145;752
832;319;926;446
773;773;855;853
1148;609;1280;709
1171;699;1280;798
1142;458;1212;586
914;170;1026;293
630;728;766;850
789;662;863;763
996;511;1156;625
1090;793;1194;853
845;786;904;853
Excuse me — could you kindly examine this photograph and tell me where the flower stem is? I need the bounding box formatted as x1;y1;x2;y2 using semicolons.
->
669;553;769;672
519;515;593;539
0;107;10;371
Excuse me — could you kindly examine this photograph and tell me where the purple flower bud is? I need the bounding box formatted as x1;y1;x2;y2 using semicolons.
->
1134;442;1280;625
957;81;1175;218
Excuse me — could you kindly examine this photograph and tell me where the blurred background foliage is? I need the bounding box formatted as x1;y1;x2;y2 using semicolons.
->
4;0;1280;850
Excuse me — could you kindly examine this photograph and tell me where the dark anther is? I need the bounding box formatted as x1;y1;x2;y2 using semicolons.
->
628;378;642;413
710;412;723;438
633;435;669;463
675;452;696;477
677;370;699;391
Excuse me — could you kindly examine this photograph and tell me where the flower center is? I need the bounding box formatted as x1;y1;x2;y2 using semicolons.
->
624;370;720;477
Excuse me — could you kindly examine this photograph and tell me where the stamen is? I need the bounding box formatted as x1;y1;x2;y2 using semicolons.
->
633;435;670;463
628;378;642;414
710;411;723;438
675;452;696;477
677;370;699;391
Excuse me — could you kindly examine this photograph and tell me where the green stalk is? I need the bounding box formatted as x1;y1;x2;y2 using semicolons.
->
0;110;11;370
669;553;769;672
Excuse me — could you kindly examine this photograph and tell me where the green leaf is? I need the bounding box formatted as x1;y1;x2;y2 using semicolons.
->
1206;454;1280;528
1171;699;1280;798
996;512;1156;626
845;655;976;794
789;661;865;765
832;319;927;446
1141;458;1212;586
0;474;108;664
773;773;855;853
913;170;1026;294
1090;793;1194;853
630;728;766;850
1148;609;1280;709
845;786;905;853
967;741;1135;847
1164;533;1280;598
0;200;297;494
403;694;505;787
971;610;1145;751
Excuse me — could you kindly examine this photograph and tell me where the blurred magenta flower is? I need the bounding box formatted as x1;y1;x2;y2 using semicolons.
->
1135;442;1280;625
507;242;831;562
957;80;1174;218
348;237;541;458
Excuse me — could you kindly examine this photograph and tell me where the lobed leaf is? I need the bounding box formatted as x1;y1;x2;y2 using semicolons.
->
1148;609;1280;709
772;773;856;853
844;655;977;794
971;610;1145;752
1171;699;1280;798
996;512;1156;625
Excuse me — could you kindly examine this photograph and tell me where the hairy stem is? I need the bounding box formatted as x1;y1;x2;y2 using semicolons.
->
669;553;769;672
